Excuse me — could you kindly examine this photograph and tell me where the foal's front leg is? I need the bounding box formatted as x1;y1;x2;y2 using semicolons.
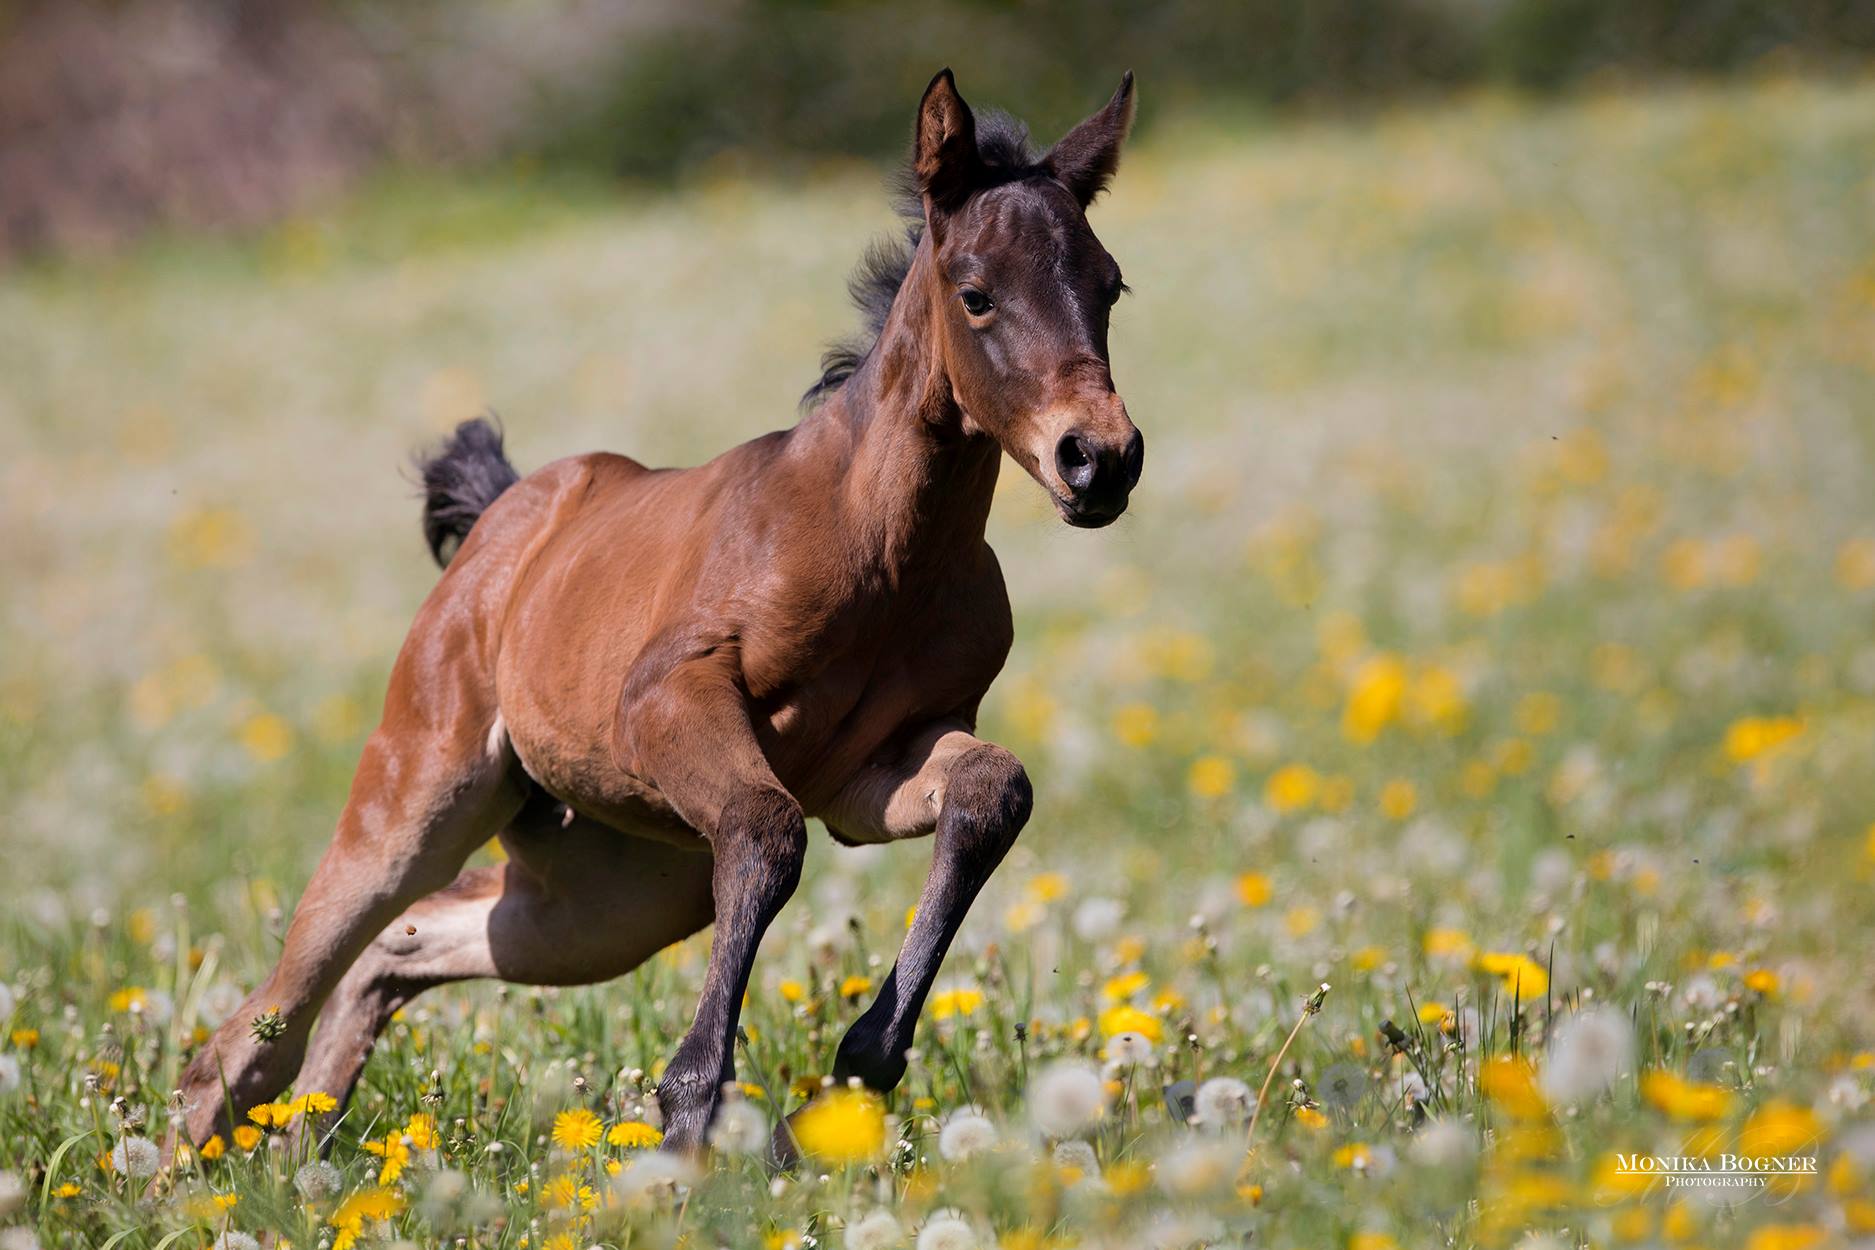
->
618;652;808;1154
824;728;1033;1094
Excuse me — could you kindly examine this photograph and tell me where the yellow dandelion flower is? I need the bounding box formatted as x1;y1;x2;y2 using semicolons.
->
197;1134;225;1161
405;1111;438;1150
1479;1058;1548;1120
1722;715;1804;763
608;1120;664;1150
1416;1002;1449;1025
1004;899;1045;933
1027;871;1070;902
1097;1004;1163;1042
361;1130;410;1183
1475;951;1549;999
551;1107;603;1151
1836;537;1875;590
1235;872;1273;907
929;986;984;1020
838;974;873;1000
1342;654;1407;743
1423;928;1475;960
1641;1070;1734;1121
107;987;149;1013
1100;970;1150;1002
1111;702;1159;747
239;712;295;763
1294;1106;1328;1130
1378;778;1417;821
1349;1233;1398;1250
1187;754;1235;799
1744;1225;1826;1250
10;1027;39;1049
1278;902;1317;936
1264;762;1319;812
778;978;806;1003
1740;1101;1823;1157
792;1088;885;1164
1515;691;1562;736
231;1125;263;1152
1744;968;1781;997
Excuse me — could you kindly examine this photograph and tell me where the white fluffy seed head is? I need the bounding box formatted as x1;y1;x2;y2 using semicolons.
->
1105;1031;1155;1066
1071;897;1124;942
0;1169;25;1219
1155;1138;1238;1196
294;1159;342;1199
613;1151;699;1205
1541;1005;1635;1104
708;1098;769;1155
1409;1117;1478;1168
212;1234;260;1250
916;1210;977;1250
0;1055;20;1097
1050;1139;1099;1178
1192;1076;1255;1128
111;1136;159;1178
845;1209;903;1250
937;1108;998;1161
1027;1060;1107;1138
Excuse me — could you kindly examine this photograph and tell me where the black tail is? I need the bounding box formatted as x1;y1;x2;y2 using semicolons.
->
417;417;521;568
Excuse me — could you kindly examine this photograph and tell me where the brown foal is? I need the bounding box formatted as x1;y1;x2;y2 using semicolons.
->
178;68;1143;1156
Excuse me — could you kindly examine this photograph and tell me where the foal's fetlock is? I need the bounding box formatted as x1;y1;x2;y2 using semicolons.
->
653;1063;720;1156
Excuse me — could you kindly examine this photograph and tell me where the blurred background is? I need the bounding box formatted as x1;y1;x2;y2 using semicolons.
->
3;0;1874;259
3;0;1875;1055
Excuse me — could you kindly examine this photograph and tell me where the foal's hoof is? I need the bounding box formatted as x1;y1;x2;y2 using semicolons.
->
767;1110;806;1173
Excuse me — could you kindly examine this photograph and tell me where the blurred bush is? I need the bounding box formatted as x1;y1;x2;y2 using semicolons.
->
2;0;1871;258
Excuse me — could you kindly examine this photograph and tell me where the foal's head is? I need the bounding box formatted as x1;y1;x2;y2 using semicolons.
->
912;69;1143;528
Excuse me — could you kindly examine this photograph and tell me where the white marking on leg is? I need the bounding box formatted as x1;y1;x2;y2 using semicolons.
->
486;712;507;761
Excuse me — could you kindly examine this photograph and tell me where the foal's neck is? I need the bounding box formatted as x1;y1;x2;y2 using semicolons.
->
810;248;1000;571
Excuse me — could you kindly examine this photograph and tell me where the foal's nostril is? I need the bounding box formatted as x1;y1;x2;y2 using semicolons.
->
1121;429;1144;489
1055;432;1097;494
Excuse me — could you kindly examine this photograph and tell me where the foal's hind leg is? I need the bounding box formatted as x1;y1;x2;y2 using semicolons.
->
289;803;716;1130
178;674;523;1146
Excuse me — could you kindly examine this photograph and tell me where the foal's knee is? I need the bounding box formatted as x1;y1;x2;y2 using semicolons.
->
717;785;808;907
942;744;1033;861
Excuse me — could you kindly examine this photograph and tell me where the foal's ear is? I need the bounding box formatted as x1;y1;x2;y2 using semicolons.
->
914;68;982;216
1045;71;1137;207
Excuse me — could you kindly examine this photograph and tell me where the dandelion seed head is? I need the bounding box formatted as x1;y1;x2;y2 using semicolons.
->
1192;1076;1255;1128
1542;1005;1635;1103
212;1234;260;1250
916;1210;976;1250
1104;1030;1155;1067
1028;1060;1106;1138
613;1151;698;1205
709;1098;768;1155
846;1208;903;1250
294;1159;342;1199
936;1108;998;1161
111;1136;159;1178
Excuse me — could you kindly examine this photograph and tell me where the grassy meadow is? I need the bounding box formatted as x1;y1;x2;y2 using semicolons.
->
3;79;1875;1250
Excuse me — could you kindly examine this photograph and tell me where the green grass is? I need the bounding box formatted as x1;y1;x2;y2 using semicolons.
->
3;79;1875;1250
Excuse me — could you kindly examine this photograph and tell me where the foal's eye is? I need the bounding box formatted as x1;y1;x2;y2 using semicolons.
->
959;287;993;316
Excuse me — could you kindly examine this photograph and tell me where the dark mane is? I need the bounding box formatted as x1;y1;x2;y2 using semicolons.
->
802;110;1040;406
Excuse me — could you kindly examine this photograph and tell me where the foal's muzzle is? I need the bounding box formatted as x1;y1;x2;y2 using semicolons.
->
1053;425;1144;527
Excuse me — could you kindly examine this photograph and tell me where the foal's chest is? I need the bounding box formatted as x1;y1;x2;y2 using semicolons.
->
747;558;1013;808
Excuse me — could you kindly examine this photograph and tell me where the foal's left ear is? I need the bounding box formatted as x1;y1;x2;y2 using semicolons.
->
1044;71;1137;208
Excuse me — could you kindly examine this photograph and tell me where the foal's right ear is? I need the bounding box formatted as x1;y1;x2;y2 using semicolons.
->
913;68;982;218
